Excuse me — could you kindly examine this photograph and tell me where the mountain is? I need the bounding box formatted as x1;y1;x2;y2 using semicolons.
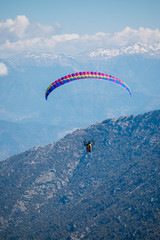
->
0;109;160;239
0;120;70;161
88;42;160;59
4;43;160;66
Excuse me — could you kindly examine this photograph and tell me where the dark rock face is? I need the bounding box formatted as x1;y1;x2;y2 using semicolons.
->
0;110;160;239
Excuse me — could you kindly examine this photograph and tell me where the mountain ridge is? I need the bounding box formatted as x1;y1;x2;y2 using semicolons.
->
89;42;160;59
2;42;160;68
0;109;159;239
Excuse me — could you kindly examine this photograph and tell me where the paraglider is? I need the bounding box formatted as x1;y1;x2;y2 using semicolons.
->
45;71;131;100
45;72;131;152
83;139;95;153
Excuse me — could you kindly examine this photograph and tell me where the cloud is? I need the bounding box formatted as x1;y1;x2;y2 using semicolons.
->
0;34;80;53
112;27;160;46
0;16;160;57
79;27;160;48
0;15;29;43
0;15;60;43
0;63;8;76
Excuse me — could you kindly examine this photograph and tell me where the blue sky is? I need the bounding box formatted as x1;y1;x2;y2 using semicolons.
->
1;0;160;35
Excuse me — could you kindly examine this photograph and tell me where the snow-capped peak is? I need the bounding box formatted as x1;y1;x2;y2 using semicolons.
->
89;43;160;58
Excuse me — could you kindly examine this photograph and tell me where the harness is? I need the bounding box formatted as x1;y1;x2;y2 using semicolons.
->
87;143;92;152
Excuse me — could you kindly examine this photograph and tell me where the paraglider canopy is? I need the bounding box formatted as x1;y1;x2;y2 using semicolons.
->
45;71;131;100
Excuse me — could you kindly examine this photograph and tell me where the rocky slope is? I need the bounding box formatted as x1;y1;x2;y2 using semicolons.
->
0;110;160;239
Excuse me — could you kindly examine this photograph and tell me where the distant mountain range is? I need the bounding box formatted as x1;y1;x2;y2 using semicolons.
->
89;42;160;58
0;109;160;239
4;43;160;67
0;120;69;161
